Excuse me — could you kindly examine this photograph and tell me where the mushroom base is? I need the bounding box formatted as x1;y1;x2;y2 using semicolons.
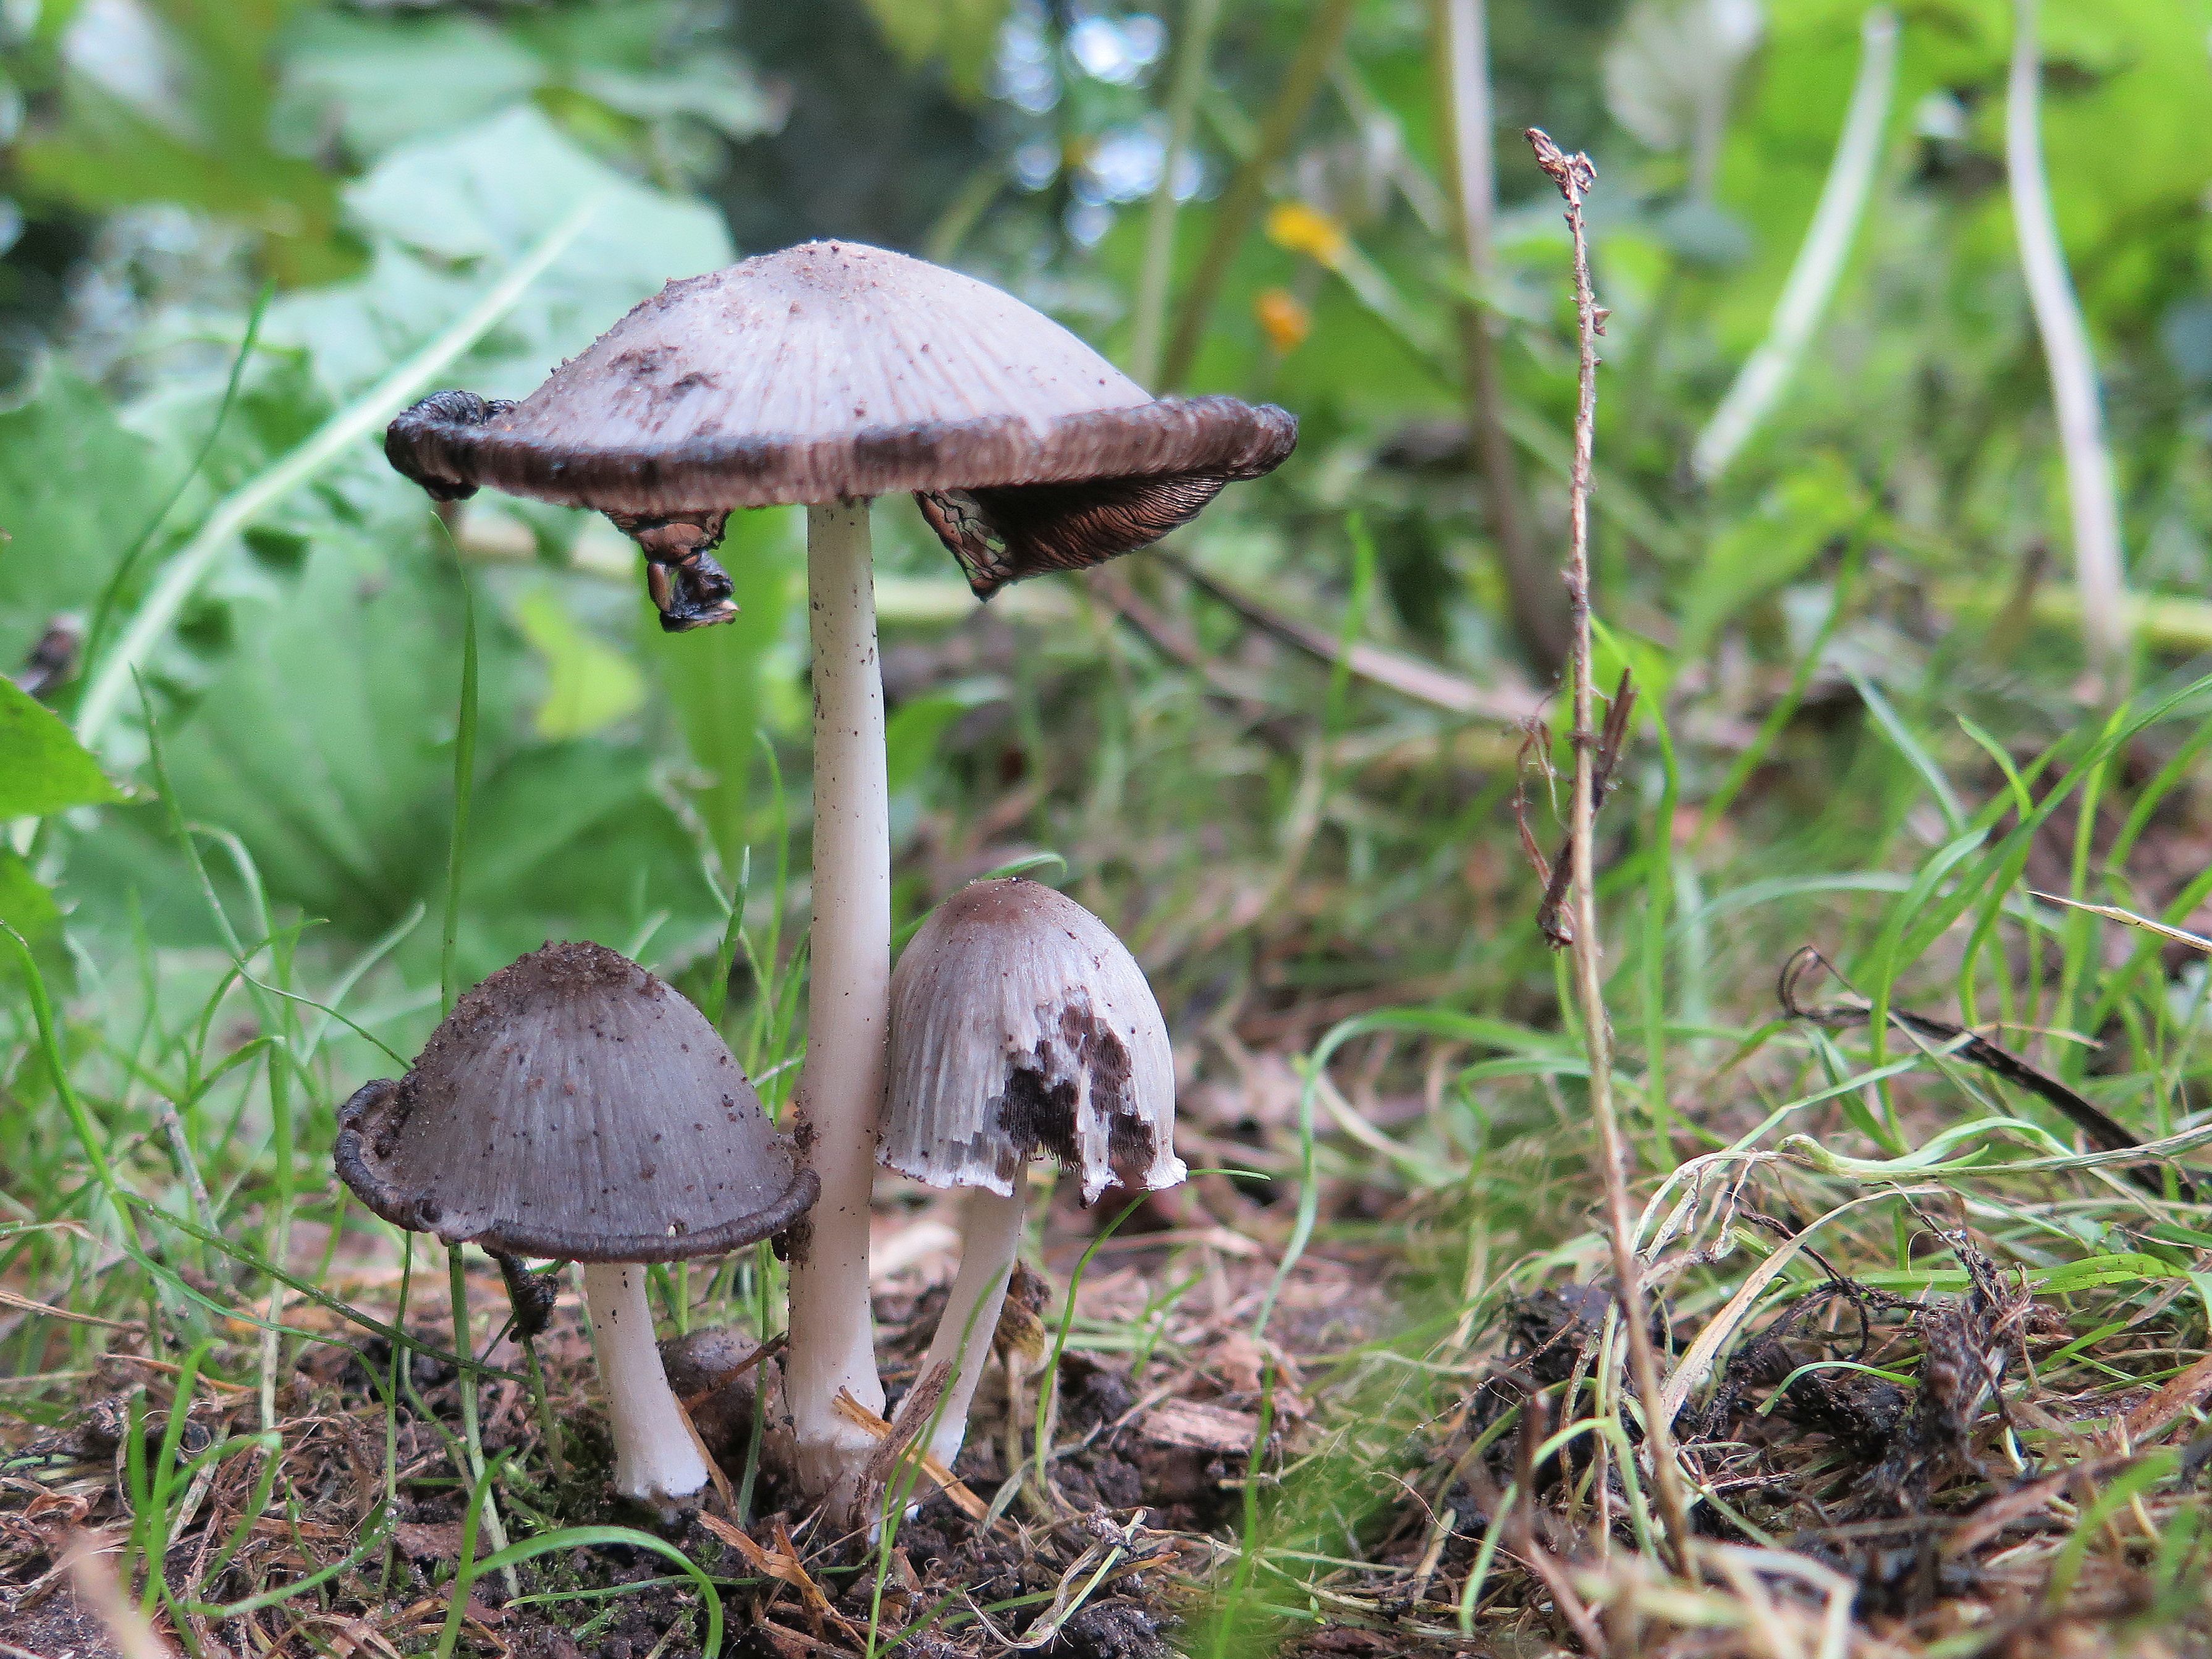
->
582;1262;712;1510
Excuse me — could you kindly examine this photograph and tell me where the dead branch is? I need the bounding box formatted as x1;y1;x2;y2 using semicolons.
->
1527;125;1698;1576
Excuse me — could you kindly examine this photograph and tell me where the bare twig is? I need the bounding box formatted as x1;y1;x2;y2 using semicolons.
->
829;1387;991;1522
1433;0;1566;672
1511;720;1557;897
1160;549;1546;722
2006;0;2128;684
1532;670;1637;947
1526;127;1697;1574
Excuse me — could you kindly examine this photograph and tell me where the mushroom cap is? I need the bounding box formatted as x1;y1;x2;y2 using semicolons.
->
334;942;817;1262
384;240;1296;597
880;879;1182;1205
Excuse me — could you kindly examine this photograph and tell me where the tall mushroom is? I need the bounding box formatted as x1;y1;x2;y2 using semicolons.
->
382;239;1293;1506
881;878;1182;1468
334;940;817;1509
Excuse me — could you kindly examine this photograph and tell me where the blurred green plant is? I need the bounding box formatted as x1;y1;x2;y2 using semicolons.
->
2;0;2211;1651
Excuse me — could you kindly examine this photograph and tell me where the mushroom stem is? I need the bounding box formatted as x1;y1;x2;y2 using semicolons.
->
918;1169;1026;1469
783;498;892;1505
580;1263;711;1508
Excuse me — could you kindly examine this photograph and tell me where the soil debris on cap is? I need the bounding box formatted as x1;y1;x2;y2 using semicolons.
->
333;940;816;1263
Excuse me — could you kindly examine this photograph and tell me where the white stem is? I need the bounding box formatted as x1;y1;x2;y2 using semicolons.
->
783;499;892;1509
1691;7;1898;483
2006;0;2127;680
581;1263;709;1507
919;1172;1026;1470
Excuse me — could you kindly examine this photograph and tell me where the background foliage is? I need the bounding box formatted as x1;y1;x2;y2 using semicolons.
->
4;0;2212;1652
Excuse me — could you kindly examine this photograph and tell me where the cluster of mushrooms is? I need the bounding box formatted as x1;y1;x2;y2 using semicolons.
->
340;241;1293;1522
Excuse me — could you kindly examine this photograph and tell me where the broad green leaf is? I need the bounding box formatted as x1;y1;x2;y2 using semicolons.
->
0;850;65;987
0;677;127;817
276;12;545;159
275;7;782;161
515;588;647;740
91;538;714;984
19;4;349;284
645;509;797;871
69;109;733;748
268;106;733;405
861;0;1012;99
0;368;171;667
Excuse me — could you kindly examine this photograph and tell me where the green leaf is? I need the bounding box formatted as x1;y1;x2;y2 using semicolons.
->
69;110;724;751
17;4;349;284
646;509;796;871
515;588;646;740
859;0;1012;98
0;677;127;817
94;538;716;982
0;368;171;669
0;851;66;987
275;12;546;159
268;106;733;404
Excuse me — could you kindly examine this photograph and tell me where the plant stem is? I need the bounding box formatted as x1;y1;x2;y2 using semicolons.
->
918;1172;1025;1468
2005;0;2128;686
519;1329;567;1482
1692;7;1898;483
1527;127;1697;1574
1129;0;1222;384
1433;0;1564;674
378;1237;412;1597
449;1248;517;1594
783;499;892;1514
1158;0;1357;389
581;1263;711;1506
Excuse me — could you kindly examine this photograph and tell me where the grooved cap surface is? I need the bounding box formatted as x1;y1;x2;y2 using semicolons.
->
880;879;1182;1204
384;240;1295;596
334;941;816;1262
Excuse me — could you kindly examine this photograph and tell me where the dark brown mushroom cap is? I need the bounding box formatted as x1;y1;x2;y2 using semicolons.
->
334;941;816;1262
384;240;1296;597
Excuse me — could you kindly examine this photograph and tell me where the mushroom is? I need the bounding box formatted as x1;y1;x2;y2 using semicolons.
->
880;878;1182;1468
334;940;817;1509
382;240;1291;1505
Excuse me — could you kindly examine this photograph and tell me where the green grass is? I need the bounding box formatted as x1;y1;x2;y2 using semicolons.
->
7;2;2212;1653
8;609;2212;1652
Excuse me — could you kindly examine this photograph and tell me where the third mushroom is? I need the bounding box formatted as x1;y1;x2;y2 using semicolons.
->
880;878;1184;1470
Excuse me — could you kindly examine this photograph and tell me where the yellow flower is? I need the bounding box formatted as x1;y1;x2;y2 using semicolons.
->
1265;200;1348;271
1254;288;1311;354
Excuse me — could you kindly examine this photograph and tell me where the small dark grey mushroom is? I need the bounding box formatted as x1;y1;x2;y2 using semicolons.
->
335;940;816;1507
880;878;1181;1466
